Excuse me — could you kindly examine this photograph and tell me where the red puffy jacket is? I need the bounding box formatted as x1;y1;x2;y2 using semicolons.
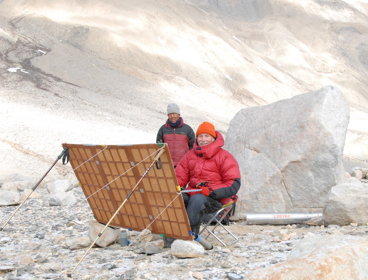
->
175;131;241;204
156;118;195;167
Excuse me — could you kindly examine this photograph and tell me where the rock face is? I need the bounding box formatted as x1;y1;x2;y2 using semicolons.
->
225;86;350;217
324;178;368;225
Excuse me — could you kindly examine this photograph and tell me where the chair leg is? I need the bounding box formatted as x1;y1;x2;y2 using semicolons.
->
205;227;227;246
200;205;238;247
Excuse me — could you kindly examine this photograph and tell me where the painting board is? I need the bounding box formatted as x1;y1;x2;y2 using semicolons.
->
62;143;192;240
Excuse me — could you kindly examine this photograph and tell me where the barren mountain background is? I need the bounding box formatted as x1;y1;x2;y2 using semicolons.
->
1;0;368;180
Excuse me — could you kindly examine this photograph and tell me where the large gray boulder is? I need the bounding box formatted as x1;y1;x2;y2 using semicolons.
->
225;86;349;218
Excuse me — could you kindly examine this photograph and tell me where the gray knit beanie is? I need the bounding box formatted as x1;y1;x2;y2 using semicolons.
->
167;103;180;114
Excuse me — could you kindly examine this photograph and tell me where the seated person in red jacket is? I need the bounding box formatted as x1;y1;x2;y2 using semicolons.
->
175;121;241;241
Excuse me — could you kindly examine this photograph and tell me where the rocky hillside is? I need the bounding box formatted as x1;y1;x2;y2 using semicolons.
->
0;0;368;178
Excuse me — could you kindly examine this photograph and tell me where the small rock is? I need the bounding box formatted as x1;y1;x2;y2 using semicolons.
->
221;261;232;268
305;216;324;226
171;240;205;258
102;263;117;270
48;191;77;206
20;189;40;200
0;190;20;206
281;232;298;241
0;237;12;244
351;169;363;180
34;232;45;239
65;236;91;250
227;272;244;280
192;271;204;279
88;220;120;248
15;265;33;276
136;229;154;243
144;239;164;255
0;265;16;273
46;179;72;193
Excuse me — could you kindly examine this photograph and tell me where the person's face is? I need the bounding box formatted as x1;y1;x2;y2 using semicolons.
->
197;134;215;147
168;113;180;123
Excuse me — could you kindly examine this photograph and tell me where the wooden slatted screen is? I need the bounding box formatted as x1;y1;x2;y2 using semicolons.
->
62;143;192;240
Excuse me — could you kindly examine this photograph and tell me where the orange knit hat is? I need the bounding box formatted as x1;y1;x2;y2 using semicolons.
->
196;122;216;138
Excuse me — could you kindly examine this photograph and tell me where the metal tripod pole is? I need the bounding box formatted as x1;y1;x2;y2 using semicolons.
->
0;148;67;231
66;147;165;278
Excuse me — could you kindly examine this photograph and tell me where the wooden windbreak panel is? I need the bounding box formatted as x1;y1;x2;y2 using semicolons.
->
62;143;192;240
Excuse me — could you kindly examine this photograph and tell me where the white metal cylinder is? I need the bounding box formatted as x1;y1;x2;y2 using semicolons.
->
245;212;323;225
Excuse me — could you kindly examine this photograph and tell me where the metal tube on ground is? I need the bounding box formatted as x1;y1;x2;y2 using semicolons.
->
245;212;323;225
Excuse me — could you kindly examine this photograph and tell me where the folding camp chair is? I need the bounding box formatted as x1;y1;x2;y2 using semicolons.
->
199;196;239;246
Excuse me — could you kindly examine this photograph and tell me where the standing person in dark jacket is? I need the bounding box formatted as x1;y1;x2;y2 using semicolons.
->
156;103;195;167
175;121;241;247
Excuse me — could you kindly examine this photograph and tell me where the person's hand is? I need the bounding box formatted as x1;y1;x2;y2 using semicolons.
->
195;182;212;196
200;186;211;196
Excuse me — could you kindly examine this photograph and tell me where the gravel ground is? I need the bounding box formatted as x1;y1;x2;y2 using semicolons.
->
1;187;368;280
